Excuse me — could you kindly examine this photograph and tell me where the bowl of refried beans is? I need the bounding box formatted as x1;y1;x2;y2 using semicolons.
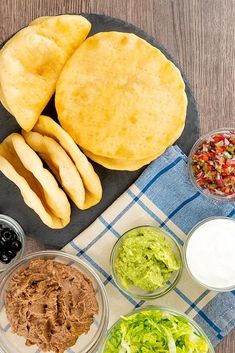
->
0;250;109;353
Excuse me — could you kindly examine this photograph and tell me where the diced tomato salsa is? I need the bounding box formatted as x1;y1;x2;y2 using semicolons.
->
191;131;235;197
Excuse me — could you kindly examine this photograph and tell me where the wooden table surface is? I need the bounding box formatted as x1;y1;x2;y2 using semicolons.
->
1;0;235;352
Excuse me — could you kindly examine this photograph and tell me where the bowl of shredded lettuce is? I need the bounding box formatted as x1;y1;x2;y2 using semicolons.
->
110;225;182;299
98;307;214;353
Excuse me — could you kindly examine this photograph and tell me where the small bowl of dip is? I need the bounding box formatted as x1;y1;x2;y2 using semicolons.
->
188;128;235;202
110;225;183;299
184;217;235;291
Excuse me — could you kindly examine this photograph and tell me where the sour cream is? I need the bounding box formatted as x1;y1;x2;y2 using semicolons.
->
185;217;235;290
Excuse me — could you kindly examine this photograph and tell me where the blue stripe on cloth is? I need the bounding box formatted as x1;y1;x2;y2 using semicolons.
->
141;156;183;194
135;300;145;308
99;216;120;238
173;287;223;339
185;290;210;314
74;198;137;256
127;189;184;245
227;209;235;217
35;349;41;353
103;275;113;286
70;241;139;307
74;227;109;257
160;192;201;227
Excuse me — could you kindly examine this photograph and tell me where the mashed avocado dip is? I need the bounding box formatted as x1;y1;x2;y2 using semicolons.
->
114;226;180;291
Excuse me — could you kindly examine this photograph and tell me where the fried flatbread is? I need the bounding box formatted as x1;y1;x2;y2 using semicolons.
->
0;133;70;228
0;15;91;131
22;131;86;209
56;31;187;161
33;116;102;208
82;148;158;171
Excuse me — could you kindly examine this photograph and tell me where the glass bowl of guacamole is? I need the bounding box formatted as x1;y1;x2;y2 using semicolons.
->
110;225;182;299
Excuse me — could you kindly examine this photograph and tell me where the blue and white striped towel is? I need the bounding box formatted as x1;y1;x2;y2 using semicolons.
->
64;145;235;348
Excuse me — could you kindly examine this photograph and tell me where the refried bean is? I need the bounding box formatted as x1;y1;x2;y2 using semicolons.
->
5;259;99;353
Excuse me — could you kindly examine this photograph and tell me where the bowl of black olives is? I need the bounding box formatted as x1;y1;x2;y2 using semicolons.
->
0;214;25;272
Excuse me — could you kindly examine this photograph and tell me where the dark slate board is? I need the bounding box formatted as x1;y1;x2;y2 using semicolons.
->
0;14;199;248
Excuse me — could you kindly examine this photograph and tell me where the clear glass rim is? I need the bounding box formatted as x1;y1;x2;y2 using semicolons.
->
110;225;183;300
188;127;235;202
183;216;235;292
0;214;25;273
0;250;109;353
98;305;215;353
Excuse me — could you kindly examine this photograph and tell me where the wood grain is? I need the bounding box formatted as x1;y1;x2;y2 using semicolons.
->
0;1;234;352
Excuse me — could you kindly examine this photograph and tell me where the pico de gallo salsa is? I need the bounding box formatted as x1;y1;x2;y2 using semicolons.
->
191;131;235;197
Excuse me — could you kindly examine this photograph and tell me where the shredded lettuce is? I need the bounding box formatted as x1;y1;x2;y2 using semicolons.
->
103;310;209;353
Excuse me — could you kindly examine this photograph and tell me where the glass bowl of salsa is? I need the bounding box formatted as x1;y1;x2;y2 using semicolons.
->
188;128;235;202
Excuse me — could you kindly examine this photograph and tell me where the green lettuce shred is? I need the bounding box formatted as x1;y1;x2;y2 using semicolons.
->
103;310;209;353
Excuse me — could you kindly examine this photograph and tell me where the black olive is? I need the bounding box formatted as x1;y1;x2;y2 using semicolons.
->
0;228;17;244
0;252;11;264
11;240;22;252
0;225;21;264
5;249;17;259
0;239;6;248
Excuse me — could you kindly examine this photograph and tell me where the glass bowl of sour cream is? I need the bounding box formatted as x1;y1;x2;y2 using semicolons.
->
184;217;235;291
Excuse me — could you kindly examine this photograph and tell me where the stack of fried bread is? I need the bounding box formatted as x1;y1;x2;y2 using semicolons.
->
0;116;102;228
0;16;102;228
0;15;187;227
55;31;187;171
0;15;92;131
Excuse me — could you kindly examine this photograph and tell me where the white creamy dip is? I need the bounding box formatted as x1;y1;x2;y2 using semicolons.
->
186;218;235;289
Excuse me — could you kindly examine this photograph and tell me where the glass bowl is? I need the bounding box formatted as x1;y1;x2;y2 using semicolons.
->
98;306;215;353
0;250;109;353
0;214;25;273
188;128;235;202
110;225;183;300
184;216;235;292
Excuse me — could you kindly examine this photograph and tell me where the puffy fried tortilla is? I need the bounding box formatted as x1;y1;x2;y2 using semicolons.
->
32;116;102;208
0;15;91;131
82;148;158;171
56;31;187;161
0;133;71;228
22;131;86;209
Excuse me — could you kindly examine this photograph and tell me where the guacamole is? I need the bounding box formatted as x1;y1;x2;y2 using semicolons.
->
114;226;180;291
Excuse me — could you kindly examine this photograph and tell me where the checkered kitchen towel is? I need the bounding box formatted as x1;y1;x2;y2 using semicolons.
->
64;145;235;347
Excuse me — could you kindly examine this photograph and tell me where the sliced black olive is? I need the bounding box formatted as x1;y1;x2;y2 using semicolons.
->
11;240;22;252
